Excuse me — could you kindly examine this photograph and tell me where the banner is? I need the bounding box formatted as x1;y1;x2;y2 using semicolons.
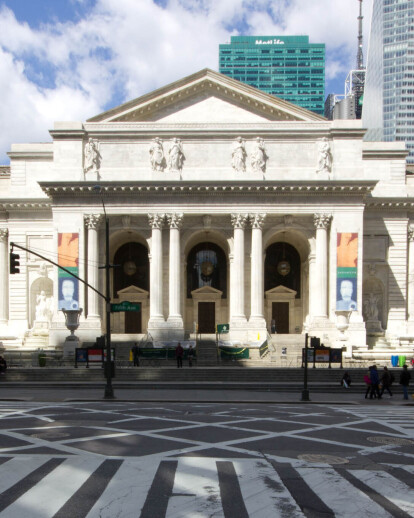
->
58;233;79;310
336;233;358;311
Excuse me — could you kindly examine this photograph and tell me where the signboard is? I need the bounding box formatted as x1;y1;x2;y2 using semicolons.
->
88;349;103;363
217;323;230;334
330;349;342;364
58;233;79;311
111;301;141;312
315;349;330;362
336;233;358;311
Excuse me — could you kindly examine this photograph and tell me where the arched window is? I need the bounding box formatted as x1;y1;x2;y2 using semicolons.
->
187;242;227;298
265;242;301;297
113;242;149;296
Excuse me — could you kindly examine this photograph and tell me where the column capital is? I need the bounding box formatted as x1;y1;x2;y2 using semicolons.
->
409;223;414;242
166;213;183;229
0;229;8;243
250;213;266;229
231;213;248;229
148;213;165;229
313;213;332;230
84;214;103;229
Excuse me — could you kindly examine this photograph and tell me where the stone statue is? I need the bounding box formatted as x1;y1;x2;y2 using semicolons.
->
149;137;165;171
232;137;246;172
35;291;53;322
84;138;101;178
251;137;268;173
316;137;332;174
168;138;185;172
363;293;379;321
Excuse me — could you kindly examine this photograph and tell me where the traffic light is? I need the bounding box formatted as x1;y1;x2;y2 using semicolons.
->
10;252;20;274
310;336;321;348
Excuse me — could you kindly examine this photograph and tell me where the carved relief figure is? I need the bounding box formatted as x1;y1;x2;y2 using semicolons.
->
232;137;246;172
149;137;165;171
84;138;101;177
168;138;185;172
316;137;332;174
251;137;268;173
363;293;379;321
35;290;53;322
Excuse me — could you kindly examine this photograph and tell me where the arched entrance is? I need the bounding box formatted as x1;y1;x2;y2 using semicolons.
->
186;242;227;333
265;241;301;334
113;242;149;334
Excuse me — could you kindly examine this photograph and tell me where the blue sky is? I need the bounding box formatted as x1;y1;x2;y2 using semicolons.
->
0;0;373;164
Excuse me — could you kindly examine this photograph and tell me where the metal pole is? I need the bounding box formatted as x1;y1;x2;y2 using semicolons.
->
301;332;310;401
104;215;114;399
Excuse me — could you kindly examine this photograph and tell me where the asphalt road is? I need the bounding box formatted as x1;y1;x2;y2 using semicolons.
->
0;401;413;517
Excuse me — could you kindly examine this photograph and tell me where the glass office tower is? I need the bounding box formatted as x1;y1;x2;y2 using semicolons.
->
219;36;325;116
363;0;414;163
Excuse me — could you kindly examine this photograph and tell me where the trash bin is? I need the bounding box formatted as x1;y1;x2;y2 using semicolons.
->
391;355;399;367
398;355;406;367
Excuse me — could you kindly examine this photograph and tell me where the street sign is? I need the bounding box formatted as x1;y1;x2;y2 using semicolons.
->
110;301;141;312
216;323;230;334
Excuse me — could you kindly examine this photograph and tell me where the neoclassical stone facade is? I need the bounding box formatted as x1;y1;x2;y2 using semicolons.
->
1;69;413;356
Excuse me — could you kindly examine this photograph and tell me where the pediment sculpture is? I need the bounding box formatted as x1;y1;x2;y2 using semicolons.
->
168;138;185;172
316;137;332;174
232;137;247;172
251;137;268;173
149;137;166;172
83;138;101;180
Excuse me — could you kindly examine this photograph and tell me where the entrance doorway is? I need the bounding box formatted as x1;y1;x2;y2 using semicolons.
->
272;302;289;334
198;302;215;333
125;310;141;333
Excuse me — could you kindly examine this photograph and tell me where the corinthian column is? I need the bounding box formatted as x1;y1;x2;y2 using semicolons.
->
0;229;8;323
230;213;248;322
167;213;183;324
408;225;414;321
250;214;266;322
313;213;331;318
85;214;103;319
148;213;165;323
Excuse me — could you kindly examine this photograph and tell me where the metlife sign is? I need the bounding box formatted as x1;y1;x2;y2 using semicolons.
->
255;39;285;45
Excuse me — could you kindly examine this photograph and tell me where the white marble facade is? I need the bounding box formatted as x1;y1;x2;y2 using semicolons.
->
0;68;413;355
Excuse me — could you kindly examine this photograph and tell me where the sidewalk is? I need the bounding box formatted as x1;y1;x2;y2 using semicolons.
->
0;385;413;404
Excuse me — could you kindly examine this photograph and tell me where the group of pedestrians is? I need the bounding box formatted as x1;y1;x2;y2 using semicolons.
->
175;343;195;368
363;364;411;400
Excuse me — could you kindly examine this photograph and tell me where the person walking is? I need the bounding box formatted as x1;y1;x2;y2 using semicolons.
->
131;343;139;367
364;368;373;399
0;356;7;375
188;345;195;367
380;366;393;397
369;365;381;399
341;371;351;388
399;364;411;400
175;342;183;368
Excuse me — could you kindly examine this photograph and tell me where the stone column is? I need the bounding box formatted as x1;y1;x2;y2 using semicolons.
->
250;214;266;323
84;214;103;319
313;213;331;318
148;214;165;323
0;229;8;323
230;214;248;322
167;213;183;324
408;225;414;321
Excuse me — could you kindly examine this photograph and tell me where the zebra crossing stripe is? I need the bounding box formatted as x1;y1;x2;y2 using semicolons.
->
297;467;394;518
217;461;249;518
140;461;178;518
0;458;64;514
53;459;123;518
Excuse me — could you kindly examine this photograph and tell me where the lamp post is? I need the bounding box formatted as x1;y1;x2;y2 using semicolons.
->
93;185;114;399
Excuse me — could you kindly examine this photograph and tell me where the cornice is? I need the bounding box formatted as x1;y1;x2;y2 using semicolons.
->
7;151;53;160
39;180;376;200
365;197;414;209
363;148;409;160
0;200;51;210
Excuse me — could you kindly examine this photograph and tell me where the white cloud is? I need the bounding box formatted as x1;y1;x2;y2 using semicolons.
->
0;0;373;163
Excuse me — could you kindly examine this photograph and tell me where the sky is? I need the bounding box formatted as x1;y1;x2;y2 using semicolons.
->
0;0;373;165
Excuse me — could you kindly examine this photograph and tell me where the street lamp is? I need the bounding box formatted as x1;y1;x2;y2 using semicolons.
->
93;185;115;399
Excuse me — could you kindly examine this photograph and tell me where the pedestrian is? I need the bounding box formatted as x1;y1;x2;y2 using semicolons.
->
175;342;183;368
399;364;411;400
379;366;393;397
369;364;382;399
188;345;195;367
0;356;7;375
341;371;351;388
364;369;373;399
131;343;139;367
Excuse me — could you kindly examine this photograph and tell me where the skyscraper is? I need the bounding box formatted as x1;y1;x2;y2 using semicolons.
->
219;36;325;116
362;0;414;162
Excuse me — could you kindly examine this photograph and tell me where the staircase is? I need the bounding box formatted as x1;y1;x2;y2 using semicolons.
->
196;340;218;366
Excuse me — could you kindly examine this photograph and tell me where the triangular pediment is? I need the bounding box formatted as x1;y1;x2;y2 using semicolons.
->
88;69;324;124
191;285;223;296
117;285;148;296
266;285;297;296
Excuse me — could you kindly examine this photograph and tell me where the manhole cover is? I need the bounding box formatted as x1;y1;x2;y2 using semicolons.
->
298;454;349;465
30;431;70;440
367;436;414;446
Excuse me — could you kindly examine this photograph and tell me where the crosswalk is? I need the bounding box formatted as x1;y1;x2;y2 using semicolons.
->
0;455;413;517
